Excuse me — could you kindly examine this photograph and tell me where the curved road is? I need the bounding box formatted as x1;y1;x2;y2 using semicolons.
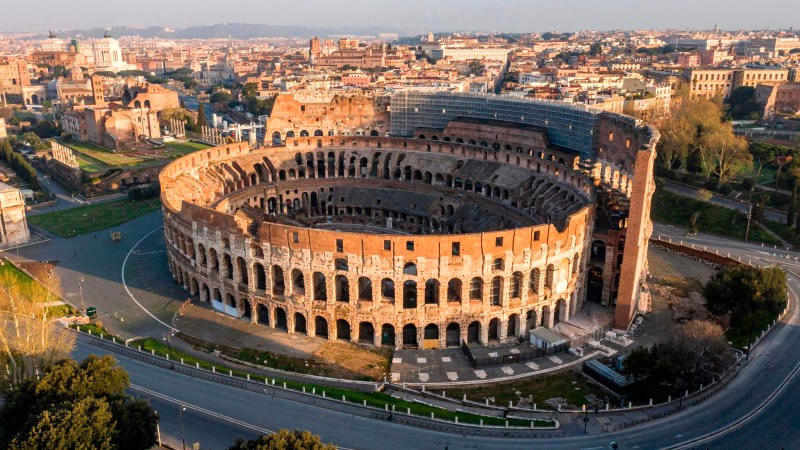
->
61;219;800;449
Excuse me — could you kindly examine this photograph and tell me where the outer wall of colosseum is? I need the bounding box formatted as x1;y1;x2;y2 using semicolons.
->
161;134;602;349
162;103;658;349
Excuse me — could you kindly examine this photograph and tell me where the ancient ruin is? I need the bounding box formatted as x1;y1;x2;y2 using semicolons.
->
161;93;658;350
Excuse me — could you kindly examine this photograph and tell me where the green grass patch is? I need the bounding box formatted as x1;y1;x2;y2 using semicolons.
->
129;338;550;428
13;110;36;122
64;140;149;167
28;198;162;237
73;323;116;339
761;218;800;247
445;370;606;410
0;259;72;317
651;189;779;245
164;141;210;156
726;310;778;349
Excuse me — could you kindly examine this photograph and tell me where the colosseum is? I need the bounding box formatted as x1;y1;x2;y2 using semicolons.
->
161;92;659;350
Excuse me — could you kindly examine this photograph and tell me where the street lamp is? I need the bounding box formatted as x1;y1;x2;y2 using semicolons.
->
78;277;86;314
178;405;187;450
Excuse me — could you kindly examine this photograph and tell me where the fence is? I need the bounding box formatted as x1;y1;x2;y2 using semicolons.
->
73;328;562;438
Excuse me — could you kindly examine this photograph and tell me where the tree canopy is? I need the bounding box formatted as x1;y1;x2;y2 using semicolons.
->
228;429;336;450
656;96;751;185
705;264;787;327
0;355;158;450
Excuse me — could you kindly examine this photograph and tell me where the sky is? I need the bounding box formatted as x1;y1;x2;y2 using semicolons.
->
0;0;797;34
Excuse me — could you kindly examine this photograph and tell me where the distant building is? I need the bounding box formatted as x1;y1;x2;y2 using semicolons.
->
685;68;788;99
0;182;30;247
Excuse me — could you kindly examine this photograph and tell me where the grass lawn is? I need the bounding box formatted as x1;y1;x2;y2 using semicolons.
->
127;337;552;427
0;259;73;317
64;140;149;167
651;189;779;245
28;198;162;237
444;370;608;410
13;110;36;122
164;141;210;156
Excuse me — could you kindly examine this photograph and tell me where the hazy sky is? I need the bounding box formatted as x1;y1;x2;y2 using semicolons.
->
1;0;797;33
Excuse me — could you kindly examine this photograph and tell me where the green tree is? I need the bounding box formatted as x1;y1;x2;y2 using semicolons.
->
0;355;157;450
10;397;114;450
210;90;232;104
727;86;761;119
705;265;787;327
228;429;336;450
197;102;208;128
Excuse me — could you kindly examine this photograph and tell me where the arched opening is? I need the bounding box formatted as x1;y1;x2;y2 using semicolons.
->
236;257;248;284
381;324;395;346
402;262;417;276
490;276;503;306
313;129;323;136
530;268;541;294
223;254;233;279
591;240;606;263
358;277;372;301
467;321;481;344
315;316;328;338
587;267;604;303
488;318;500;341
508;313;519;338
272;131;282;145
313;272;327;301
381;278;395;302
358;322;375;344
447;279;462;303
403;280;417;308
545;264;555;289
275;307;288;331
492;258;504;271
541;305;551;327
555;298;568;323
402;324;417;347
292;269;305;296
510;272;522;298
424;279;440;305
336;319;351;341
242;299;251;319
335;275;350;302
445;323;460;347
272;266;285;296
294;313;307;334
423;323;439;342
300;130;309;137
469;277;483;301
208;248;219;272
257;304;269;325
201;284;210;302
254;263;266;290
225;293;236;308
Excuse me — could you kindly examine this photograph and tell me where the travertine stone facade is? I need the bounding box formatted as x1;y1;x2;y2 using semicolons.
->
161;134;596;349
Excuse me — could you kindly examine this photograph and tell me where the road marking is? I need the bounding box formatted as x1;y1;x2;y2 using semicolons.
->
130;383;357;449
665;275;800;450
121;226;177;332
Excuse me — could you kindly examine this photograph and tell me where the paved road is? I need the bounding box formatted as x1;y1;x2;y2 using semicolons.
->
14;201;800;448
663;180;786;224
58;220;800;449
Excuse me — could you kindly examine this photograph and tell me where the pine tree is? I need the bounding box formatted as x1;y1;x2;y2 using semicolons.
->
196;102;208;128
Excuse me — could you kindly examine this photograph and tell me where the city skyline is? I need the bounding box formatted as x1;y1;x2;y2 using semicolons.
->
1;0;798;35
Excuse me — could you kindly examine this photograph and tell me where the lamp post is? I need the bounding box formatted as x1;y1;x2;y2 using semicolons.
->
78;277;86;314
178;405;187;450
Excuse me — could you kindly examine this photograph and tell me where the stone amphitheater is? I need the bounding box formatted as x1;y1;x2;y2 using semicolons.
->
161;92;659;350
